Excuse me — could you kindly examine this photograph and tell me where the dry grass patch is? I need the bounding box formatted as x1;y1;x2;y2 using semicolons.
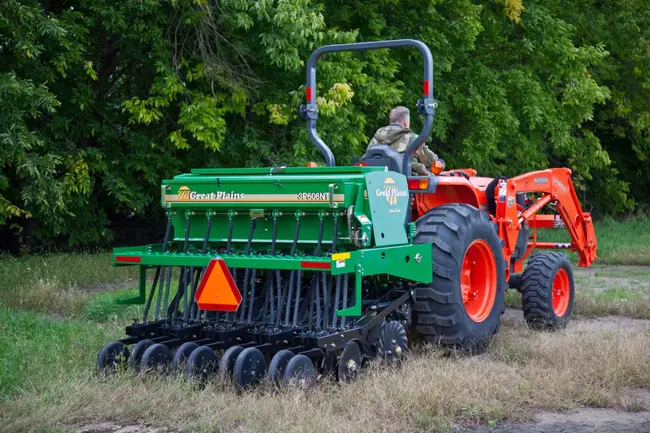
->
2;313;649;433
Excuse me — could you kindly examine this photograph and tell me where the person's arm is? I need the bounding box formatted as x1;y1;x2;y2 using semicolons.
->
415;144;438;167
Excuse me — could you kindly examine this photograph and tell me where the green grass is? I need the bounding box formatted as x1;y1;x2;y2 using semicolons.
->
0;253;138;316
0;307;117;399
538;214;650;265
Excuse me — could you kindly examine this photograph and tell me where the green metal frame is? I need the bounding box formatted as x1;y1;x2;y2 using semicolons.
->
112;166;435;317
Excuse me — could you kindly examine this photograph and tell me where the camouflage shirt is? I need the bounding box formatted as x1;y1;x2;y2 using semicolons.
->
367;124;438;175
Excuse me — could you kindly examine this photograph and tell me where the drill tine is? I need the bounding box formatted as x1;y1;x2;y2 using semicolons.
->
308;274;316;331
315;275;322;329
265;215;279;324
322;273;330;328
284;270;296;325
190;217;211;321
170;268;185;318
142;266;160;322
341;274;349;327
247;269;258;323
275;269;283;326
261;271;270;322
332;274;341;327
323;215;338;328
283;216;301;325
292;270;303;326
183;266;196;322
172;216;191;319
191;267;202;320
153;217;173;321
239;218;256;322
161;265;173;319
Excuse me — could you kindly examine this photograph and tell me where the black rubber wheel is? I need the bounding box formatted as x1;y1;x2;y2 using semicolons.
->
140;343;172;372
172;342;199;372
219;345;244;376
268;350;294;384
283;354;316;387
521;252;574;330
186;346;218;380
233;348;267;389
376;321;408;362
412;204;507;354
129;339;154;371
97;341;130;374
337;341;362;382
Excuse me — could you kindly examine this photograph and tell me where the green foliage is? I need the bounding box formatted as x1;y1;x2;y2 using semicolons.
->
543;0;650;212
0;0;647;248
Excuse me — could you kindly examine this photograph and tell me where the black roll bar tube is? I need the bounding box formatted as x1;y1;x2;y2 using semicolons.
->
302;39;436;173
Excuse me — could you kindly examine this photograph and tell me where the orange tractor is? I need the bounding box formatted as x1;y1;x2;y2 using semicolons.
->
327;40;597;349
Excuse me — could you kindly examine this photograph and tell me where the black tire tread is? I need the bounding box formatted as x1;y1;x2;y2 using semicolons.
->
412;204;507;354
521;252;573;330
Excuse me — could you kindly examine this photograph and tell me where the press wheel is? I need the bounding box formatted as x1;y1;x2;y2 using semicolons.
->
140;343;172;372
97;341;130;374
283;354;316;387
186;346;218;380
268;350;294;384
219;345;244;376
233;348;267;389
129;339;154;371
172;342;199;372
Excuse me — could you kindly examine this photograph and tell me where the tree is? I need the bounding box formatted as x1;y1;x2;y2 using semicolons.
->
0;0;640;250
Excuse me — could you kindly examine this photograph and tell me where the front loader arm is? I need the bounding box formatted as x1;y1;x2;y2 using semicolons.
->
495;168;597;271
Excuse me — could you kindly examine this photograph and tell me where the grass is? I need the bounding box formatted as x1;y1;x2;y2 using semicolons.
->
0;253;138;316
506;264;650;319
1;217;649;432
0;308;648;433
538;214;650;265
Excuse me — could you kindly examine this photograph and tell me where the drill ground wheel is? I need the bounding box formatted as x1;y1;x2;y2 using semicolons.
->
521;252;574;330
337;341;362;382
412;204;506;354
233;348;267;389
268;350;295;384
97;341;130;374
140;343;172;372
186;346;218;380
172;342;199;372
219;345;244;377
283;354;317;387
129;339;154;371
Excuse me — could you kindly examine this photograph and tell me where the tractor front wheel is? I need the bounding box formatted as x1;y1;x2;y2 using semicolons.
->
412;204;506;354
521;252;574;330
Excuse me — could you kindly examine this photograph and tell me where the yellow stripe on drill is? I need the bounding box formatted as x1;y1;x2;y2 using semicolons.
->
331;252;350;261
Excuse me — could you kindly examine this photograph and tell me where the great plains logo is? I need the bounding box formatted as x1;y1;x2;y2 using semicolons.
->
178;186;191;201
375;177;408;206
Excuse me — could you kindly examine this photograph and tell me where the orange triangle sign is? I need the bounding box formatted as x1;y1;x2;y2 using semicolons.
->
194;259;242;312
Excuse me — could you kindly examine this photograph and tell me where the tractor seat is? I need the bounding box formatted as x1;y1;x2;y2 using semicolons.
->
360;146;404;174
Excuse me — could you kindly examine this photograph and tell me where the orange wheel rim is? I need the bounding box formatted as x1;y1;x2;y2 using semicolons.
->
552;268;570;316
461;240;497;323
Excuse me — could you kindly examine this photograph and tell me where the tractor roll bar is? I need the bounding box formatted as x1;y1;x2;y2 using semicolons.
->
303;39;436;173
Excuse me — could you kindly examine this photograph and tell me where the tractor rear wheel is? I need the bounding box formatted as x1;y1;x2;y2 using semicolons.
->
521;252;574;330
412;204;506;354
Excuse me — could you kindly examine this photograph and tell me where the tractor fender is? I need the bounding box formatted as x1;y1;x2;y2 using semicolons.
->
413;176;484;218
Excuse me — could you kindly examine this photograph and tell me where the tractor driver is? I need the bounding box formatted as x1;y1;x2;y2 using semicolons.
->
367;106;441;176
